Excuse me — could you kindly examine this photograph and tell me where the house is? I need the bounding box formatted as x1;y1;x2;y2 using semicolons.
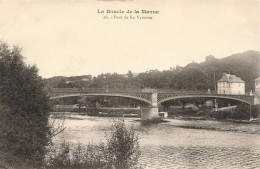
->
217;73;245;95
255;77;260;104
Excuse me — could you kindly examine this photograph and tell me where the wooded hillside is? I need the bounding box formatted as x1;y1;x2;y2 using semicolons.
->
45;50;260;92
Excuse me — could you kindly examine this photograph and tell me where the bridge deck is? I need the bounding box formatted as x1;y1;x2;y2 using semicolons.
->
48;90;255;105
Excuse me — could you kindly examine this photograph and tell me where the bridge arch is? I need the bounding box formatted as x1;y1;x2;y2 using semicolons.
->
158;95;252;105
50;93;152;106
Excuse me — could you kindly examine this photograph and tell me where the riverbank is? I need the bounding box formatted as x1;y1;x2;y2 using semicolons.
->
51;112;260;140
168;115;260;124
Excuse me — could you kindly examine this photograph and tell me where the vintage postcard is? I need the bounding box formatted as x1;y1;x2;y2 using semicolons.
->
0;0;260;168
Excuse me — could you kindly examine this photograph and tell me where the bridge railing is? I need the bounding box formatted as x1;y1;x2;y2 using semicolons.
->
157;89;216;95
158;90;252;96
49;88;145;93
49;88;214;93
48;88;253;96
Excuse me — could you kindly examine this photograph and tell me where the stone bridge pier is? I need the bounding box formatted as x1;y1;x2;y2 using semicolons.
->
141;92;160;122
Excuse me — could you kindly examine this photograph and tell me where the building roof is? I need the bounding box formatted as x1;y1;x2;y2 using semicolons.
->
217;73;244;83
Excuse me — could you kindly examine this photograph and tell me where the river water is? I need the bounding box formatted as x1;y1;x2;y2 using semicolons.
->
52;112;260;169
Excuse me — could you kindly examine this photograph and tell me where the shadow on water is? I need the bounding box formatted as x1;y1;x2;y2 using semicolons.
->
134;119;170;126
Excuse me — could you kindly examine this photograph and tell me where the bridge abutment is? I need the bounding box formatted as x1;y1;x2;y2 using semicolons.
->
141;92;161;123
141;106;160;122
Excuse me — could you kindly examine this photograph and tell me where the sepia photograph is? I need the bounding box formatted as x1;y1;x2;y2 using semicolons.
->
0;0;260;168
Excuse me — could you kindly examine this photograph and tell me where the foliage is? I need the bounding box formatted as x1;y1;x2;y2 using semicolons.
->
229;105;250;120
166;103;255;120
171;67;209;90
209;111;232;120
46;141;105;169
45;50;260;92
102;119;140;169
0;41;51;167
209;105;251;120
45;120;141;169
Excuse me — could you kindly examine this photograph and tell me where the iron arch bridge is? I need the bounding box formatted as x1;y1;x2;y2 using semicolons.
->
49;92;152;105
49;90;255;106
157;94;254;105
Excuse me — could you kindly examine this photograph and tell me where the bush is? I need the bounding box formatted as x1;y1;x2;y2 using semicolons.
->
209;105;251;120
102;119;140;169
45;119;140;169
209;111;230;120
46;141;105;169
47;141;71;168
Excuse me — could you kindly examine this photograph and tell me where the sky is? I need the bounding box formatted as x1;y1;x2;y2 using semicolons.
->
0;0;260;78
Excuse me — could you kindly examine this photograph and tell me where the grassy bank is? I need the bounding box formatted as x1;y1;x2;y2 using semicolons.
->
167;105;259;121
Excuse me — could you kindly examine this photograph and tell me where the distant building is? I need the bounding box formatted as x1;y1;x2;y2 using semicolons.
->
217;73;245;95
82;78;90;82
255;77;260;104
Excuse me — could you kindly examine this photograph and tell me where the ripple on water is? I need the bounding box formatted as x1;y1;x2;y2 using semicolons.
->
51;114;260;169
139;146;260;169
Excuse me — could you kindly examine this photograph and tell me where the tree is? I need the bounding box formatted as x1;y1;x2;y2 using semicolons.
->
127;70;134;78
57;79;69;88
102;120;140;169
172;67;209;90
0;41;51;167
